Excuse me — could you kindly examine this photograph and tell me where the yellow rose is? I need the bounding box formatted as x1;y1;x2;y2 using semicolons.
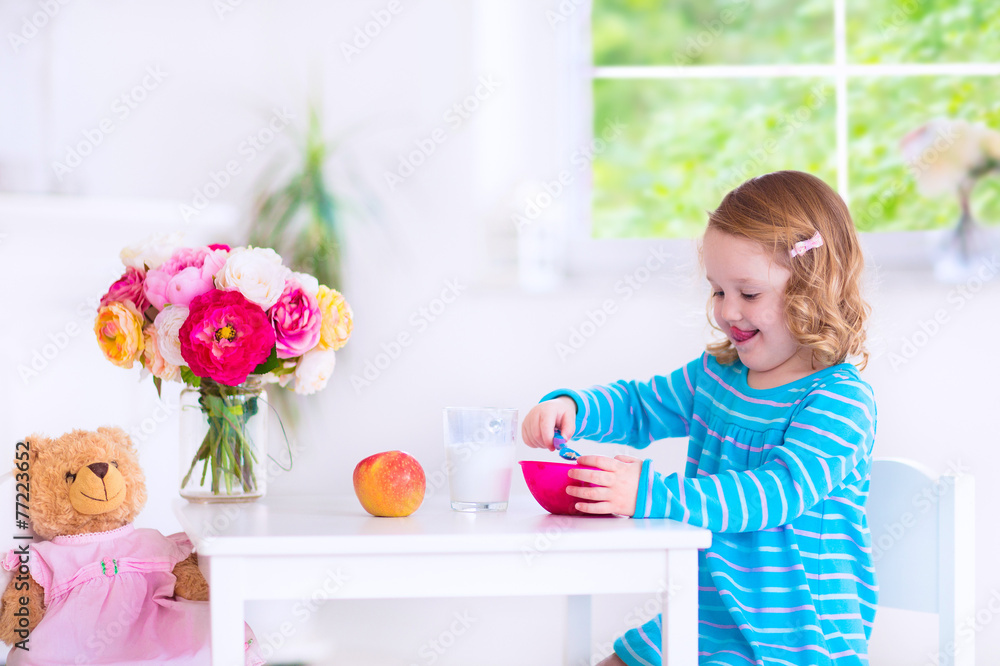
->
316;285;353;351
95;302;145;369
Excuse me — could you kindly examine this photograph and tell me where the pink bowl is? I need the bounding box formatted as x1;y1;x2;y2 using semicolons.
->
519;460;600;516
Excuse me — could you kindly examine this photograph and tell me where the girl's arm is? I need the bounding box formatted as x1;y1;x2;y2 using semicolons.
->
541;355;702;448
630;378;876;530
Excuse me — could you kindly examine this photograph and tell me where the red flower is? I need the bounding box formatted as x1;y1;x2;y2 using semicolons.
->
179;290;275;386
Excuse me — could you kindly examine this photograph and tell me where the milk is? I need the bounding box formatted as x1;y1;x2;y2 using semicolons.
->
446;442;514;505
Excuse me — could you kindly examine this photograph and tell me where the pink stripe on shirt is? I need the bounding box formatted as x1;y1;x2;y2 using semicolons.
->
701;356;798;407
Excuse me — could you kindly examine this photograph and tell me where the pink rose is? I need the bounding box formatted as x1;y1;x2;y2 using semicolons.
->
144;246;228;310
270;280;322;359
101;267;149;313
165;246;209;269
179;290;275;386
160;266;209;307
201;248;229;277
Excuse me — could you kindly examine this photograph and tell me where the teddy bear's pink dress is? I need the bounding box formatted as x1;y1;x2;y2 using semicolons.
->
4;524;264;665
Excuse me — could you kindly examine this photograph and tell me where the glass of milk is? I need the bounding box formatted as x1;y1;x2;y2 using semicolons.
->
443;407;518;512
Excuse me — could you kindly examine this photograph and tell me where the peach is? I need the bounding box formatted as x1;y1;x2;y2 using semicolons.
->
353;450;426;517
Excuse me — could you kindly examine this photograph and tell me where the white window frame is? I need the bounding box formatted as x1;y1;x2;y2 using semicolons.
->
560;0;1000;280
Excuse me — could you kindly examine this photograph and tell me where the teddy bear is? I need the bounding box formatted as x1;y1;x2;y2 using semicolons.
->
0;427;264;665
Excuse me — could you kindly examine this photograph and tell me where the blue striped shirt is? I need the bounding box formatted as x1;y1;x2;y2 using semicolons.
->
543;353;877;666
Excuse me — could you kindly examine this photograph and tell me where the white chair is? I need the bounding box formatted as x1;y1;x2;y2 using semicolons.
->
867;458;975;666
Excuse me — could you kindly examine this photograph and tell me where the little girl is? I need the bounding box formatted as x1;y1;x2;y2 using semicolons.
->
523;171;877;666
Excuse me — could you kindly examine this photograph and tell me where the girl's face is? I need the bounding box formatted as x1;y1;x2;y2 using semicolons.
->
703;228;815;389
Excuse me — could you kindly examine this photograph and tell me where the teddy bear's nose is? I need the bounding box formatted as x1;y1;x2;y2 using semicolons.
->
88;462;109;479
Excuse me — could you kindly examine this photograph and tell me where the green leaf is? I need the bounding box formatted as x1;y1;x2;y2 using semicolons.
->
180;366;202;388
153;376;163;398
251;348;282;376
244;100;350;291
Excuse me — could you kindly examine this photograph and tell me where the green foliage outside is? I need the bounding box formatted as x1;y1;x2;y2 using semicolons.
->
593;0;1000;238
593;79;836;239
847;1;1000;64
849;77;1000;232
593;0;833;65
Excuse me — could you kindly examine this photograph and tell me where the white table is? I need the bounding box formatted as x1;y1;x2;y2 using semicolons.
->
173;494;711;666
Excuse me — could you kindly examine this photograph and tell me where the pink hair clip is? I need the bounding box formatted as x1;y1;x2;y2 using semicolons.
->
789;232;823;258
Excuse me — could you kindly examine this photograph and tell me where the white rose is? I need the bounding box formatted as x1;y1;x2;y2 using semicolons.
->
901;118;1000;196
291;271;319;298
120;232;184;271
214;247;290;310
154;304;190;367
293;347;336;395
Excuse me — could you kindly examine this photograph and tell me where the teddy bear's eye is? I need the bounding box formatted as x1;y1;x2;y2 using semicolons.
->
65;471;76;483
111;460;119;468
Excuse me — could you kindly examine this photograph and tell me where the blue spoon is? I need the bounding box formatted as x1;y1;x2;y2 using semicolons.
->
553;429;581;461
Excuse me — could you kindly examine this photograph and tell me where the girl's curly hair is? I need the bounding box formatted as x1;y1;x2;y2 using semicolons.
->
704;171;870;370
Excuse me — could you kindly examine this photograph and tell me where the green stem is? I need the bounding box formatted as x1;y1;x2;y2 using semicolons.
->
182;379;263;496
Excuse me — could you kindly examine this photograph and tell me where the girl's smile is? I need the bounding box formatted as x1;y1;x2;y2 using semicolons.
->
703;228;816;389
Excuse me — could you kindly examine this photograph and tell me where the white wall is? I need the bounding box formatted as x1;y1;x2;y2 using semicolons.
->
1;1;998;664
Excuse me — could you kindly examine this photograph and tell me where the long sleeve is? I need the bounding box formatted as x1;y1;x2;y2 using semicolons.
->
633;376;877;531
540;356;702;448
611;359;878;666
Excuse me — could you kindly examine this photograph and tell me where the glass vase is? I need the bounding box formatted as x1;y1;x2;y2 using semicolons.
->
932;211;998;283
179;376;267;502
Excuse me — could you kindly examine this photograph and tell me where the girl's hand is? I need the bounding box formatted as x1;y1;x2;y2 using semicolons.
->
521;396;577;450
566;455;643;516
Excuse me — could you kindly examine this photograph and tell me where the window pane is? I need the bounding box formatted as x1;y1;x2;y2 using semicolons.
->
848;77;1000;232
847;1;1000;64
592;78;837;239
593;0;834;66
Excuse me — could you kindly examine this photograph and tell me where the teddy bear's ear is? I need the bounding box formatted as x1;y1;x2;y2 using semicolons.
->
97;426;135;452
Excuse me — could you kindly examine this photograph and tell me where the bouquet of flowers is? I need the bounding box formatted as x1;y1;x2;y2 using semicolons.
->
901;117;1000;199
901;117;1000;281
94;236;353;498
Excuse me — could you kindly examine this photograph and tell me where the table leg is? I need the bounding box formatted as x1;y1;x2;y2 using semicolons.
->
566;594;592;666
207;557;246;666
662;549;698;665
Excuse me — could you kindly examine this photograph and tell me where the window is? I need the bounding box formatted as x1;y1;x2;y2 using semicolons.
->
590;0;1000;239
